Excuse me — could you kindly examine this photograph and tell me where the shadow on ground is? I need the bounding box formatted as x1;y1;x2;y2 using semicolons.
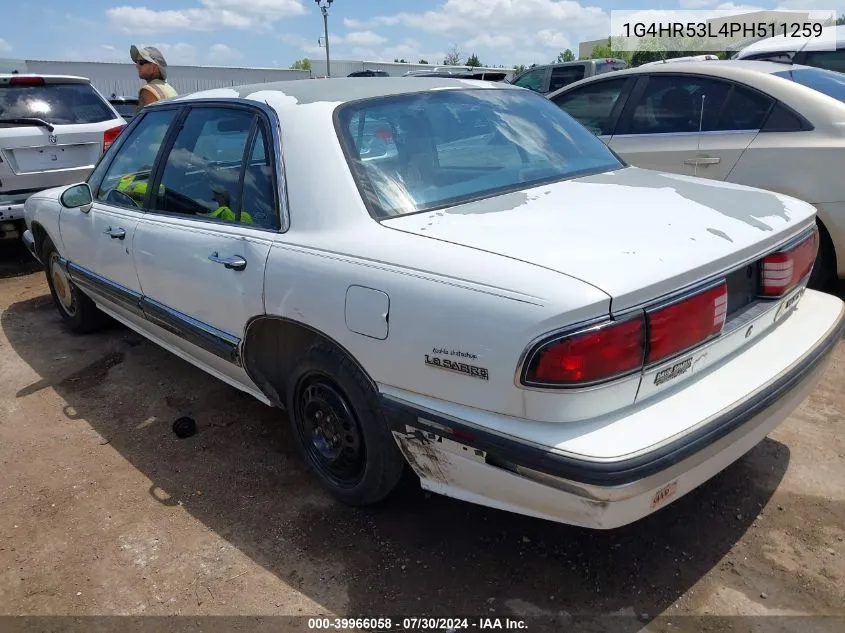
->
0;240;40;280
2;292;800;631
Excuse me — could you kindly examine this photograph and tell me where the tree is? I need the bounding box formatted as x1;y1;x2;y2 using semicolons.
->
419;58;429;64
465;53;482;67
837;14;845;25
513;64;526;75
557;49;575;62
394;58;408;63
443;45;461;65
290;58;311;71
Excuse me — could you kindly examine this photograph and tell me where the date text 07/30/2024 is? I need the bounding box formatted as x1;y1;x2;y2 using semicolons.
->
307;617;529;630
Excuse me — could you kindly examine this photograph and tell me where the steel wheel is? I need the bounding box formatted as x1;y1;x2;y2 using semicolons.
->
295;374;367;489
48;252;77;317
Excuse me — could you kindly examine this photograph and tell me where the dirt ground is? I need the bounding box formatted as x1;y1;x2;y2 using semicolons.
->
1;242;845;632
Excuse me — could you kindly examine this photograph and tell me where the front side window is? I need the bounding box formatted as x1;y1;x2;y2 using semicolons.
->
150;106;277;229
551;77;629;135
94;108;177;209
336;88;625;218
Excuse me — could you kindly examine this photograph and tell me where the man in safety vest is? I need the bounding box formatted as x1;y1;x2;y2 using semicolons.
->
130;45;178;112
208;185;254;224
115;165;164;207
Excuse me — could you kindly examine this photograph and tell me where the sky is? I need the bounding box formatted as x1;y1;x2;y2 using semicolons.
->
1;0;843;69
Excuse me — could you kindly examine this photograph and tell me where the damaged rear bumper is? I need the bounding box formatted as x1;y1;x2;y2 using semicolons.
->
381;293;845;530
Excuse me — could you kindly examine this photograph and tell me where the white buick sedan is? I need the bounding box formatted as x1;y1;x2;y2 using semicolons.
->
21;77;845;529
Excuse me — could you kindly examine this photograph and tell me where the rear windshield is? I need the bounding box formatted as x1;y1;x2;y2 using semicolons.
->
0;82;115;125
774;67;845;103
336;88;624;217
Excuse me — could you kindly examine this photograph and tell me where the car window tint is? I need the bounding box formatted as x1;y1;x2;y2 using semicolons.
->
762;102;807;132
801;49;845;73
93;109;177;209
512;68;546;91
774;67;845;103
239;124;279;230
552;77;628;135
626;75;754;134
716;84;773;130
548;65;586;92
0;82;115;125
337;88;624;218
150;107;263;227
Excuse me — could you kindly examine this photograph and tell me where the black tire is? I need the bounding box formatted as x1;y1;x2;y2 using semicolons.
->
42;236;108;333
286;343;406;505
808;221;836;293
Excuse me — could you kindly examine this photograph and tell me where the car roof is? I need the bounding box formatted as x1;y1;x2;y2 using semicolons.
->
176;76;523;107
736;24;845;57
0;73;92;84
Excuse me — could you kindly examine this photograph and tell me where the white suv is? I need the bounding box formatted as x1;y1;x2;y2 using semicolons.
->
1;74;126;243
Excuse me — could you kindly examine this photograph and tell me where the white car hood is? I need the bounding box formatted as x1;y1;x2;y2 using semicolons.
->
382;167;817;310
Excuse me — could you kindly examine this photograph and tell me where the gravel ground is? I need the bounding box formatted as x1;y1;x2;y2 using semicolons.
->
1;243;844;632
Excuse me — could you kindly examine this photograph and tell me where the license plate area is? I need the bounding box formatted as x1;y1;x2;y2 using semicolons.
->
11;144;97;172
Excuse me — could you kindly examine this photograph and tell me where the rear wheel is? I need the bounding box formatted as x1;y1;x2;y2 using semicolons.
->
42;237;108;333
286;344;406;505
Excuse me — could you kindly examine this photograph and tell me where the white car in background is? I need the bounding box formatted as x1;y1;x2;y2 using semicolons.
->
21;77;845;529
547;60;845;290
732;23;845;73
1;74;126;243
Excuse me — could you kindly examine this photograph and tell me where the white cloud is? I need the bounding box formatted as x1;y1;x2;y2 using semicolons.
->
106;0;305;34
208;43;244;64
152;43;198;65
343;30;388;46
341;0;611;65
0;38;12;54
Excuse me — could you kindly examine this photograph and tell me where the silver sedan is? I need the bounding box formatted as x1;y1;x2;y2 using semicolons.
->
546;59;845;290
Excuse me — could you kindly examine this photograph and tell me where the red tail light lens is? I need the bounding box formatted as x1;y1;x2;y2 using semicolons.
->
760;229;818;297
646;282;728;365
524;317;645;385
9;76;45;86
103;124;126;152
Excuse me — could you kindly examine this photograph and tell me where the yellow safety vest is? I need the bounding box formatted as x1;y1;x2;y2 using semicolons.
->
137;79;179;111
209;206;254;225
116;174;164;207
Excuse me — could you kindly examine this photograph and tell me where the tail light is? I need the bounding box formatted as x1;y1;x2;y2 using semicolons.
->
522;283;728;387
9;76;45;86
760;228;818;297
103;124;126;152
524;317;645;386
646;282;727;364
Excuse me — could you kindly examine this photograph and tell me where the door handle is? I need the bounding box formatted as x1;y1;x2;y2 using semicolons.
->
684;156;721;166
103;226;126;240
208;252;247;271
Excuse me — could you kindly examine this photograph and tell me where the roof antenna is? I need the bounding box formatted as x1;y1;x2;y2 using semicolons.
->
695;94;705;177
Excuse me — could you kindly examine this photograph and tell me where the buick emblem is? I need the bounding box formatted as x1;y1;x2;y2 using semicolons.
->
48;134;57;145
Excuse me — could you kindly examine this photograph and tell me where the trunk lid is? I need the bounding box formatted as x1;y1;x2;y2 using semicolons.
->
381;166;817;310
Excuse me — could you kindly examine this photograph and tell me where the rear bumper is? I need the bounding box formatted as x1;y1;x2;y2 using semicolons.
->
0;200;25;222
382;290;845;529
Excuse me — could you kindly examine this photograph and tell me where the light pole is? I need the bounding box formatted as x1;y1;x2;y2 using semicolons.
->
315;0;333;77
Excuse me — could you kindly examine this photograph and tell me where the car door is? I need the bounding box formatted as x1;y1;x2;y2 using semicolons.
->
58;108;179;315
607;73;774;180
131;103;281;385
549;76;637;142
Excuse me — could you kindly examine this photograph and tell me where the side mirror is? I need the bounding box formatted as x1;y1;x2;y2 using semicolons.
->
60;183;93;213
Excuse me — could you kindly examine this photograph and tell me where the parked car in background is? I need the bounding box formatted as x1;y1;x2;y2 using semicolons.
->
1;74;125;244
547;60;845;290
732;24;845;73
22;77;845;529
108;95;139;121
510;58;627;94
406;68;509;81
347;70;390;77
640;54;720;66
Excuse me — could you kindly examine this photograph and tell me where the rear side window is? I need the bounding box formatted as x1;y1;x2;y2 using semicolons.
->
551;77;629;135
548;65;586;92
0;82;115;125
